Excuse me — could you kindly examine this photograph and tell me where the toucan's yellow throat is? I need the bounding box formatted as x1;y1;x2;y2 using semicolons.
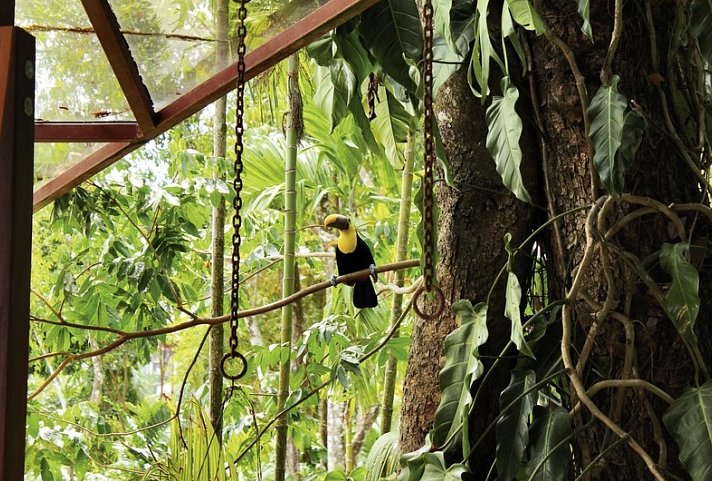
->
324;214;357;254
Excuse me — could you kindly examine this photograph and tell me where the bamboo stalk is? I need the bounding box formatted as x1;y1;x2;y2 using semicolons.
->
275;52;300;481
381;133;416;432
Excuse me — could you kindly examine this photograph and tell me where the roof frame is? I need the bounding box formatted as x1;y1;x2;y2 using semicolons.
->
80;0;156;133
30;0;379;211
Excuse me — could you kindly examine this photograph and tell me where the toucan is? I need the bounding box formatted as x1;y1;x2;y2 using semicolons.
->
324;214;378;308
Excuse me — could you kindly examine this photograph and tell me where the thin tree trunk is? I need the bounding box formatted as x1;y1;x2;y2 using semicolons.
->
319;395;328;469
327;400;345;471
381;133;415;433
286;264;305;478
344;400;354;472
274;52;300;481
208;0;229;441
89;335;102;405
352;405;379;460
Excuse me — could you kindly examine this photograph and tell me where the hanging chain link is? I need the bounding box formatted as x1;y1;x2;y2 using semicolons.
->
422;0;435;293
221;0;249;381
412;0;444;320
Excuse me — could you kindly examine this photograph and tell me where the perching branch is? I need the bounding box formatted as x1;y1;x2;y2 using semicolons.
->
27;260;420;400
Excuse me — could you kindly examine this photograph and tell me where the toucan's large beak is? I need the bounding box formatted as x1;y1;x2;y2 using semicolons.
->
324;214;351;230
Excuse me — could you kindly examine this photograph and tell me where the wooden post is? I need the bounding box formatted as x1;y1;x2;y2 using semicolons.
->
0;26;34;481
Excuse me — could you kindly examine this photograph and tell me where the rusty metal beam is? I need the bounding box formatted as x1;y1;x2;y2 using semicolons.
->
35;121;140;142
0;26;34;481
33;0;380;210
80;0;155;132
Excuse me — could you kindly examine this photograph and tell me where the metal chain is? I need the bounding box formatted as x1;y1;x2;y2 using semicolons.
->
222;0;249;381
422;0;435;293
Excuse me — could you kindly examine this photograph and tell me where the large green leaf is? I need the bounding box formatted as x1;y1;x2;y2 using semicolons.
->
421;453;469;481
308;30;382;155
431;300;489;451
433;0;454;54
587;75;628;195
663;381;712;481
313;61;357;132
576;0;592;41
485;77;532;203
398;436;433;481
468;0;504;97
616;109;646;181
350;91;384;156
505;272;534;357
525;406;572;481
495;371;537;481
369;84;415;167
501;2;527;76
659;242;700;345
433;3;476;96
503;233;534;358
334;27;373;84
691;0;712;65
306;33;337;66
360;0;422;94
365;432;400;481
505;0;545;34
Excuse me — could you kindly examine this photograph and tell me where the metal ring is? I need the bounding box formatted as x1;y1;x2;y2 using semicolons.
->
220;351;248;381
412;285;444;320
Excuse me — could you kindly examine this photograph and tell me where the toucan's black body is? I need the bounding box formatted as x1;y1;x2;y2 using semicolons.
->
335;235;378;308
324;213;378;308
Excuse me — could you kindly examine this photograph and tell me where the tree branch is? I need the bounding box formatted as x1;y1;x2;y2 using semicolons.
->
27;260;420;400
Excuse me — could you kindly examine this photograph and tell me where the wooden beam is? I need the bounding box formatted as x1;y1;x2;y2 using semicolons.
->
32;0;380;210
35;121;140;142
80;0;155;132
0;26;34;481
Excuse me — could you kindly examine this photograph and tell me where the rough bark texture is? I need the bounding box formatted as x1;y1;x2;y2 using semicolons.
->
399;66;540;479
531;1;712;479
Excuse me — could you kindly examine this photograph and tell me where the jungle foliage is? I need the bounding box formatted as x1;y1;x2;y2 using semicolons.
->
22;0;712;479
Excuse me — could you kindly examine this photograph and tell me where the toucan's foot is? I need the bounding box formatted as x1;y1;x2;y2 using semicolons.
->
369;264;377;282
331;274;338;287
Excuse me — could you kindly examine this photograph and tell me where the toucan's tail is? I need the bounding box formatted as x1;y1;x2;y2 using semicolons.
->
353;280;378;308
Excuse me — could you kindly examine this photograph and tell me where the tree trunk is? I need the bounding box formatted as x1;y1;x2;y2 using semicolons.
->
208;0;228;441
400;65;540;481
530;1;712;478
